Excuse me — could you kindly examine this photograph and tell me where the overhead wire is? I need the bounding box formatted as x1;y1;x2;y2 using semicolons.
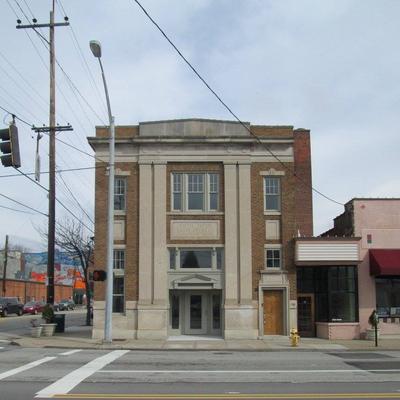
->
0;165;105;179
56;170;94;225
0;192;48;216
0;204;35;215
56;0;109;119
132;0;344;206
13;167;94;233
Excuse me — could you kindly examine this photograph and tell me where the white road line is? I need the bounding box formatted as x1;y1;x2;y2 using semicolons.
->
0;347;4;350
35;350;129;398
58;349;82;356
99;369;400;374
0;357;56;381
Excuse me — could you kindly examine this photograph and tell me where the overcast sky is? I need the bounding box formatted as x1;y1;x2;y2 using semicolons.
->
1;0;399;250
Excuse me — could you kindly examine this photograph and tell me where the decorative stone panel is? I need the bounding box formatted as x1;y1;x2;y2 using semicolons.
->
170;220;220;240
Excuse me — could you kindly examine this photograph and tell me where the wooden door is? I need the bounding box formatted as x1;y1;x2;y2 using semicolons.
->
263;290;283;335
297;294;314;337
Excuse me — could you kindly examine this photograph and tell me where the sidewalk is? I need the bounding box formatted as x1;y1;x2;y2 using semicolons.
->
4;325;400;351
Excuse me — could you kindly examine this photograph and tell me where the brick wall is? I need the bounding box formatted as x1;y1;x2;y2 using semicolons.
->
93;161;139;302
251;162;297;300
293;129;313;237
0;279;72;303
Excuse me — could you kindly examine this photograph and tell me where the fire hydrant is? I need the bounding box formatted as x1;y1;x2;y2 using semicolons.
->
290;328;300;347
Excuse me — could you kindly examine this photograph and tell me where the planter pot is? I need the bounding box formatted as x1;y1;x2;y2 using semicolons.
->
366;328;380;340
30;326;42;338
40;323;57;337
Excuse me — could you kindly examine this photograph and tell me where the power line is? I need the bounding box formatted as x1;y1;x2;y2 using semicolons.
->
0;204;35;215
0;103;107;166
56;167;95;225
13;168;94;234
132;0;344;207
0;165;104;179
56;0;108;119
0;104;33;127
0;192;48;216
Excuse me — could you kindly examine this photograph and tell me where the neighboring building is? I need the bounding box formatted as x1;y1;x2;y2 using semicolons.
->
295;236;361;339
89;118;313;339
322;199;400;337
0;249;78;303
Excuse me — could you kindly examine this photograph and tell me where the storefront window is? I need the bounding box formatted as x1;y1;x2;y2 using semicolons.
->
297;266;358;323
376;278;400;317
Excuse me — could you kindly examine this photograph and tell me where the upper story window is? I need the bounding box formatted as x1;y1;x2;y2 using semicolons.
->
113;250;125;270
114;178;126;211
169;247;224;270
265;248;281;269
264;177;280;212
172;173;219;212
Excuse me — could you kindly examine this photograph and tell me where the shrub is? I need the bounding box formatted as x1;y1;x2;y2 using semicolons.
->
42;304;54;323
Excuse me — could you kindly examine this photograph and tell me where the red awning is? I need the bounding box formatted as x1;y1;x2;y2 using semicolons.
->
370;249;400;276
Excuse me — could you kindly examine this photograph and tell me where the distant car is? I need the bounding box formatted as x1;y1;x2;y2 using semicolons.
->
23;301;45;315
0;297;23;317
58;299;75;311
53;302;60;311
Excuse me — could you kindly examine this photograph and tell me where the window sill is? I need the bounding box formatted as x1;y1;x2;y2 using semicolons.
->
168;211;224;216
114;210;126;216
260;268;286;274
264;211;281;216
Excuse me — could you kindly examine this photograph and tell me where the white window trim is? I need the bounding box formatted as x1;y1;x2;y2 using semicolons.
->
114;177;127;212
264;244;283;270
171;172;219;213
263;176;281;214
168;247;223;271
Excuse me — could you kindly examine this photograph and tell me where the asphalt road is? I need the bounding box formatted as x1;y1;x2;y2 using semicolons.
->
0;308;87;336
1;347;400;399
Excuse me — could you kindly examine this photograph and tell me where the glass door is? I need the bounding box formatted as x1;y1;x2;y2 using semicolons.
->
185;293;207;334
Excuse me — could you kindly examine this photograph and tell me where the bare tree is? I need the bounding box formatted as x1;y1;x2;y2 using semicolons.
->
54;220;93;326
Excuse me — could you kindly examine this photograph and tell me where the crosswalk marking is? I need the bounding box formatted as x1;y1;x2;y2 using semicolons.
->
0;356;56;381
59;349;82;356
35;350;129;398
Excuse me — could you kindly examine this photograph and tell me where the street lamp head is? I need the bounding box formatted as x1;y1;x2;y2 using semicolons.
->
89;40;102;58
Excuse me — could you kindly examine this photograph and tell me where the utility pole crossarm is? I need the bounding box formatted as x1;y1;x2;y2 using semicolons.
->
16;22;69;29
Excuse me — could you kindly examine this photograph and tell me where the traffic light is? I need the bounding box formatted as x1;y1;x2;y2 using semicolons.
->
0;124;21;168
92;270;107;281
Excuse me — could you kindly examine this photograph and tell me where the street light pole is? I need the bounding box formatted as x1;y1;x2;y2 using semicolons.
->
90;40;114;343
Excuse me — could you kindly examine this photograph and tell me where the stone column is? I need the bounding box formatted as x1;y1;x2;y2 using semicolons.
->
238;163;253;305
137;162;168;339
223;163;239;304
138;163;153;304
223;161;258;339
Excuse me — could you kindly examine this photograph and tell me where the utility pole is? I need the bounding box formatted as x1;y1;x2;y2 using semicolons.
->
2;235;9;297
16;1;71;305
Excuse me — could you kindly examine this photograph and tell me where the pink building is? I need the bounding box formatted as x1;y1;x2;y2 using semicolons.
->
322;198;400;338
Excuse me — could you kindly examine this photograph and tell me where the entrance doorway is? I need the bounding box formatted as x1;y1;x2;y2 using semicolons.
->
169;290;222;336
297;294;314;337
263;290;284;335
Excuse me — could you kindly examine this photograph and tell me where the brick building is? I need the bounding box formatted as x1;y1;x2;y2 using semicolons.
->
88;119;313;339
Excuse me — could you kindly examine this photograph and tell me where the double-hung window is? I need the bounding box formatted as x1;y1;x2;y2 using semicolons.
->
264;177;280;212
113;250;125;270
114;178;126;211
265;248;281;269
172;173;219;212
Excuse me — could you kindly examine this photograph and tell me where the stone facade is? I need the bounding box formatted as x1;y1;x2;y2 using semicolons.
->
89;119;313;340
